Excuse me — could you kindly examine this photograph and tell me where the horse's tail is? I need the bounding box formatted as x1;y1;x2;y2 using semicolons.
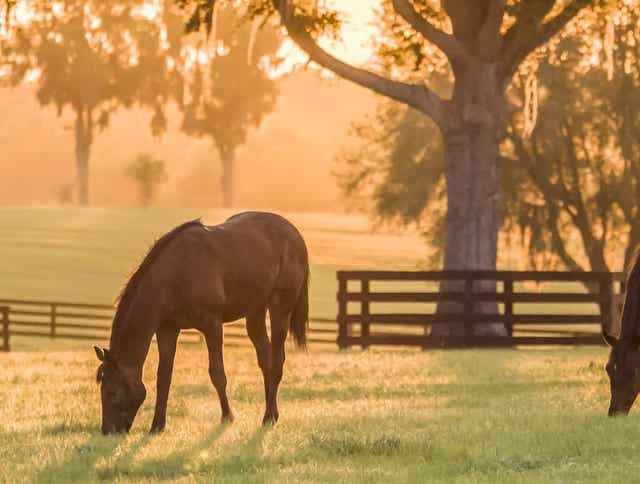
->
290;263;309;349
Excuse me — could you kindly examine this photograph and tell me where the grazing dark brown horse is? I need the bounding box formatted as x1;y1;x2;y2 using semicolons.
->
604;252;640;416
94;212;309;434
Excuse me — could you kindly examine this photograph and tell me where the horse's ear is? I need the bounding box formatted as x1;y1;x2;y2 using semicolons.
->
94;346;105;361
603;331;618;347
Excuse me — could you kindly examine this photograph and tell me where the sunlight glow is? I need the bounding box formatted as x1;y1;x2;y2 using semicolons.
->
271;1;379;78
132;0;161;21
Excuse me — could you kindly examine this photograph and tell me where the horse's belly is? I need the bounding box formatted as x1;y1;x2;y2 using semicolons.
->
221;310;246;323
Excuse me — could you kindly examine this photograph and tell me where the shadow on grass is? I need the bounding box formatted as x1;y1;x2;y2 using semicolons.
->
33;431;149;484
108;422;232;480
114;424;270;481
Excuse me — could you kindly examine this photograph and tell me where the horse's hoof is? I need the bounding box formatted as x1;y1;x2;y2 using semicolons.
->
221;412;235;424
262;415;277;427
149;425;165;435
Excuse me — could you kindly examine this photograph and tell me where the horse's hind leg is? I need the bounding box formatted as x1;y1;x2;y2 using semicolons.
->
246;309;270;419
202;314;234;423
150;325;180;433
264;295;292;426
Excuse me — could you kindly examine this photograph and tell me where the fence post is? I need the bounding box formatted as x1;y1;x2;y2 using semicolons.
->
337;273;348;349
1;306;9;352
463;276;474;338
361;278;370;350
504;279;514;337
600;273;614;335
50;303;57;339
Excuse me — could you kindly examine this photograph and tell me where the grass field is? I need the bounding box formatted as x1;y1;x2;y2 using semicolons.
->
0;206;603;352
1;344;637;483
0;207;629;483
0;206;427;319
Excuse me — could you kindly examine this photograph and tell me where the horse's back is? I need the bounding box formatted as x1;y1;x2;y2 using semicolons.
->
175;212;308;322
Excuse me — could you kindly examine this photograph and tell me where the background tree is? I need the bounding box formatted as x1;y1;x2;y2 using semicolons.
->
503;3;640;274
180;6;279;208
125;153;169;206
339;1;640;282
1;0;179;205
187;0;601;335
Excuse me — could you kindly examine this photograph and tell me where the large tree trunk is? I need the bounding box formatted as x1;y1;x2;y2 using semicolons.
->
220;148;235;209
432;61;507;337
74;108;93;207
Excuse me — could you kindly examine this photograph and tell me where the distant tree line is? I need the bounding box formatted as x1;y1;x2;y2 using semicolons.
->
0;0;280;207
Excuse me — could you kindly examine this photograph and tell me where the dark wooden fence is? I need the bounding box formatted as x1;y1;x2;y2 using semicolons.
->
0;299;337;351
337;270;626;349
0;270;630;352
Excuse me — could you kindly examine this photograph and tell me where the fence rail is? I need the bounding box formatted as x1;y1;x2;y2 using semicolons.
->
337;270;627;349
0;299;337;351
0;270;630;352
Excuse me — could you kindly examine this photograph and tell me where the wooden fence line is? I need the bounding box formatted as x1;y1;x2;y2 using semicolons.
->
336;270;627;349
0;298;337;351
1;306;9;352
0;270;631;352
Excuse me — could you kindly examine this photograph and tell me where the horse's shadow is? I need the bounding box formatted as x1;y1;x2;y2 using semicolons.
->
32;422;269;482
127;424;269;480
32;429;148;484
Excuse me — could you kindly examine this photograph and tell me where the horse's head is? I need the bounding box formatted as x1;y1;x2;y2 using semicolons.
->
603;332;640;416
94;347;146;434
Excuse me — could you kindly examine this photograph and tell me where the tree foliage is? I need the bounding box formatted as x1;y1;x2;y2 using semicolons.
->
504;3;640;272
180;4;280;207
125;152;169;206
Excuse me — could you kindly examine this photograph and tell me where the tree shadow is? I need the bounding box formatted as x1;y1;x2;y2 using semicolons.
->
32;431;149;484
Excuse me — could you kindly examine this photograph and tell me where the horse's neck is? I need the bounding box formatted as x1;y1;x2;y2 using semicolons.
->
110;295;162;375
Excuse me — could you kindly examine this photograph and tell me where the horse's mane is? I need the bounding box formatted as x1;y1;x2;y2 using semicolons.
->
112;219;202;331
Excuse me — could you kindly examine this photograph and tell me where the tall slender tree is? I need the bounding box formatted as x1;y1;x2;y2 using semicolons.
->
180;6;279;208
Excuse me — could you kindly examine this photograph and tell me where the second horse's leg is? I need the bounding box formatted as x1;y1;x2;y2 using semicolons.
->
202;314;234;423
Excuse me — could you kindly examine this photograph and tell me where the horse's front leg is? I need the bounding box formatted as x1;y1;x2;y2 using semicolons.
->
202;314;234;423
150;325;180;434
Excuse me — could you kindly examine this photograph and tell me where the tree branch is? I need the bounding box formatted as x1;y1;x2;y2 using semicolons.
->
476;0;507;60
272;0;449;126
391;0;470;65
502;0;590;80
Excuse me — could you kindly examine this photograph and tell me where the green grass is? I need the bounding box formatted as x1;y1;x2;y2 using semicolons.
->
0;207;625;482
0;206;427;321
0;344;636;483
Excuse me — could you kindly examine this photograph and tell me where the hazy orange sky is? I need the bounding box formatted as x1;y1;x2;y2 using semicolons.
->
277;1;381;73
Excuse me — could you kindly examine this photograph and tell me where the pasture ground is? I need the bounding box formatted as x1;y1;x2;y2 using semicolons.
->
0;207;627;483
0;345;637;483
